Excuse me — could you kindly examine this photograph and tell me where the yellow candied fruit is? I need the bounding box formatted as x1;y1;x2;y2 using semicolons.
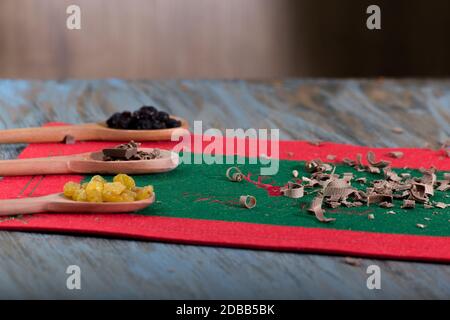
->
72;188;87;202
113;174;135;190
91;175;107;184
63;182;81;198
121;189;137;202
85;180;104;203
102;182;127;202
63;174;155;203
135;186;154;201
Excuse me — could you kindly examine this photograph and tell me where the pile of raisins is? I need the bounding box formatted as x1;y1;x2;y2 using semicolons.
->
106;106;182;130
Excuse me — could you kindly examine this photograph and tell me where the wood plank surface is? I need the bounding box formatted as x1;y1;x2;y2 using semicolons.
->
0;79;449;299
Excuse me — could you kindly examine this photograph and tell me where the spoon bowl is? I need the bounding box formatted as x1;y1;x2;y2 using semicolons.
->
0;193;156;216
0;148;180;176
0;116;189;143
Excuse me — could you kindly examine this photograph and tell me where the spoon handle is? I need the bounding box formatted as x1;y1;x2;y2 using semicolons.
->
0;156;73;176
0;125;91;143
0;197;49;216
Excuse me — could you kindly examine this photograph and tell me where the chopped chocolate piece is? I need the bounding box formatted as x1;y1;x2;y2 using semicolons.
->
343;257;362;266
386;210;396;215
102;141;161;161
416;224;426;229
63;135;76;145
391;127;404;134
368;214;375;220
102;146;137;160
308;140;322;146
387;151;404;159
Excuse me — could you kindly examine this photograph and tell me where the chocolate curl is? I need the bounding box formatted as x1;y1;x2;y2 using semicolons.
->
367;194;393;206
309;193;335;223
410;183;429;203
226;167;244;182
281;181;304;199
239;195;256;209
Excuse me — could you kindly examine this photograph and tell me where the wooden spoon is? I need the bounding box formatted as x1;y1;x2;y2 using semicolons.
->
0;193;155;216
0;148;179;176
0;117;189;143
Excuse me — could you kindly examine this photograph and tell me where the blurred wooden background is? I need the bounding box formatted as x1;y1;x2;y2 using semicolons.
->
0;0;450;79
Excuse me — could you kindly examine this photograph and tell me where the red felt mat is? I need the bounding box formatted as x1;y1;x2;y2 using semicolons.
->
0;123;449;262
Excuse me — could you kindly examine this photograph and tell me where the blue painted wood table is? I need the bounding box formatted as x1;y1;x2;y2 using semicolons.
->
0;79;449;299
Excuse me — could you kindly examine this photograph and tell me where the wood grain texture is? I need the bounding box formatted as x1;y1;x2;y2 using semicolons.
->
0;79;449;299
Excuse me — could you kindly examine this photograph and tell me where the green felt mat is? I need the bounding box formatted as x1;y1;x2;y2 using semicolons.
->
84;154;450;237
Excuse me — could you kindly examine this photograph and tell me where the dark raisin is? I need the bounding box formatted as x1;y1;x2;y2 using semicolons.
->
157;111;169;122
152;121;166;129
106;112;122;128
166;118;181;128
140;106;157;117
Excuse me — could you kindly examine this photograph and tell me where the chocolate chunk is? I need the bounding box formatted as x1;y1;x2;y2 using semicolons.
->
101;141;161;161
63;135;76;145
102;146;137;160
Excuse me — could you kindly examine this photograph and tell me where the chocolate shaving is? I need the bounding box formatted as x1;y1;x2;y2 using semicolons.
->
437;180;450;192
239;195;256;209
309;194;335;223
281;181;304;199
410;183;428;203
401;199;416;209
434;202;448;209
305;159;332;173
387;151;404;159
367;151;391;168
367;194;393;206
226;167;244;182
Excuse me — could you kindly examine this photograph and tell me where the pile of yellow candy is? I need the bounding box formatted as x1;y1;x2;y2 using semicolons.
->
63;174;154;202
